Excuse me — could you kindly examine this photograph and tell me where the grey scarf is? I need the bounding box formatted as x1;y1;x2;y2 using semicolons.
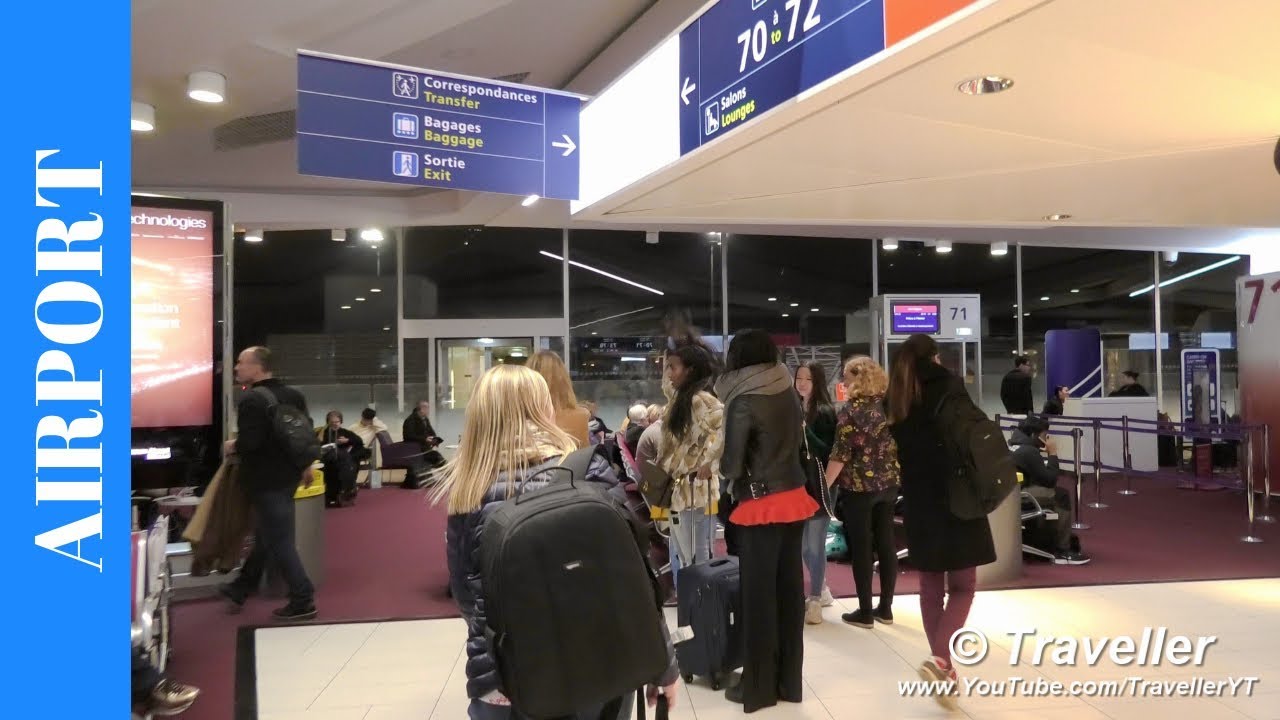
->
714;362;794;409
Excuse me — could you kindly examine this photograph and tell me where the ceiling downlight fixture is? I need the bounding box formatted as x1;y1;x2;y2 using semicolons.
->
187;71;226;104
935;240;953;254
882;238;899;251
244;229;263;243
131;102;155;132
990;241;1008;256
957;75;1013;96
1045;213;1072;221
360;228;384;243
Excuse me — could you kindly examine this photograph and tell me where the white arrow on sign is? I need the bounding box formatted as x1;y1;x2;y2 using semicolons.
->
552;134;576;157
681;77;696;105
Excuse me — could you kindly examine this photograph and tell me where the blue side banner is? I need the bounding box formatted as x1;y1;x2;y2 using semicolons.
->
1045;328;1104;399
680;0;887;154
2;1;130;715
297;52;582;200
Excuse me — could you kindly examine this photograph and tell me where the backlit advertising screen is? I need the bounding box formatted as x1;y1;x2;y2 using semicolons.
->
130;205;215;428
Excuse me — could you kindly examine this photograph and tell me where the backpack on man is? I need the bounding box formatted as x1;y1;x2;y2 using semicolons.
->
252;386;322;471
479;448;670;719
934;390;1018;520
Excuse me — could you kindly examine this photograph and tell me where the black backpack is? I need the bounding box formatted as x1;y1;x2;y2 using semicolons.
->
934;390;1018;520
480;448;669;719
252;386;321;471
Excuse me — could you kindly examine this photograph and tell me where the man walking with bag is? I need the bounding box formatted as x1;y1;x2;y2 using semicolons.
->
219;346;320;621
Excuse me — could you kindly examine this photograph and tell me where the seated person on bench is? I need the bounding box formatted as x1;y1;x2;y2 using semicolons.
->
403;400;446;485
1009;415;1091;565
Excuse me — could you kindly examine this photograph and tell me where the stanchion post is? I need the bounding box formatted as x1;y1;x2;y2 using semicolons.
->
1259;424;1275;524
1242;431;1263;543
1117;415;1138;496
1071;427;1088;530
1089;418;1108;510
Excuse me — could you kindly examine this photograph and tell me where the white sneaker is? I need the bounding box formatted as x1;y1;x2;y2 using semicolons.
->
805;598;824;625
820;585;835;607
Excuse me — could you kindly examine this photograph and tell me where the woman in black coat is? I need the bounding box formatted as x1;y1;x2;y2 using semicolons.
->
886;335;994;709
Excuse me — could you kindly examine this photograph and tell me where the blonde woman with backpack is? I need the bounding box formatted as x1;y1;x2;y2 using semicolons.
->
432;364;679;719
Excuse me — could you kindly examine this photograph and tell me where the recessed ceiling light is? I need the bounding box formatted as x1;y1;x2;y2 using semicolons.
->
131;102;155;132
1024;312;1031;317
768;297;777;302
187;71;226;103
936;240;952;254
355;297;366;302
1040;296;1050;301
882;238;899;251
591;332;598;336
790;302;799;307
371;288;382;293
782;313;790;318
244;229;263;243
990;241;1009;256
478;338;495;344
957;75;1013;95
1070;288;1080;293
340;305;352;310
361;228;384;243
810;308;820;312
522;194;540;207
1045;214;1072;221
383;326;391;331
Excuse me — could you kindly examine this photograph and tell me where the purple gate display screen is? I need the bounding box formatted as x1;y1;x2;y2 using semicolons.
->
891;301;941;334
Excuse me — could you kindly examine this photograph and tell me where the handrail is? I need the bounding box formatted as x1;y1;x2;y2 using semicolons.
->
996;413;1271;544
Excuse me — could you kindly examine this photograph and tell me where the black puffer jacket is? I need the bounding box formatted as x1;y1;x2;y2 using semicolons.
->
445;448;679;704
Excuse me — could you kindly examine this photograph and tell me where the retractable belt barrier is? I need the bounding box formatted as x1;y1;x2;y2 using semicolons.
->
998;414;1274;544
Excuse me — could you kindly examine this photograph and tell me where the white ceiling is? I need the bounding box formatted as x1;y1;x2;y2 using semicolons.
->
133;0;1280;256
572;0;1280;253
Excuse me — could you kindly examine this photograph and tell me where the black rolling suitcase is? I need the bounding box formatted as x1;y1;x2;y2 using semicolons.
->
674;556;743;690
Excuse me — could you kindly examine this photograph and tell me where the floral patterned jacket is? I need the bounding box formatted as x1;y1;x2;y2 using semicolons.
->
830;394;901;493
659;390;724;512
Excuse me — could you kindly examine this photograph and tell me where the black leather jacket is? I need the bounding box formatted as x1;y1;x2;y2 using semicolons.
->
445;449;679;703
721;390;808;501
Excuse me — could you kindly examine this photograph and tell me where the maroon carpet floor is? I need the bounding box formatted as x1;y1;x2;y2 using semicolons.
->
170;476;1280;720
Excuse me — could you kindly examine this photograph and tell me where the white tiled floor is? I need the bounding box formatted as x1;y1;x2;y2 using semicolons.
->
255;579;1280;720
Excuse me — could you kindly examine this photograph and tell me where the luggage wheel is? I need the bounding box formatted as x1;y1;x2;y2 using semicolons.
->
682;674;693;684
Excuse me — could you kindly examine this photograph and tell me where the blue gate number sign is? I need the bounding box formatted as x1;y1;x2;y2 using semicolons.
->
679;0;887;155
297;51;582;200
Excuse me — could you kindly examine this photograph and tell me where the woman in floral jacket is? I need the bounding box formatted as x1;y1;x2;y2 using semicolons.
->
658;343;724;587
825;356;901;629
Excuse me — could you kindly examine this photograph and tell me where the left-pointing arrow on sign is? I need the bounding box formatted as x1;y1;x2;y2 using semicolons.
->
681;77;696;106
552;134;577;157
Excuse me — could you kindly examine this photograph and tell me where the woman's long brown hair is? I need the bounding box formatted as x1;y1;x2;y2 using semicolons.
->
887;334;939;424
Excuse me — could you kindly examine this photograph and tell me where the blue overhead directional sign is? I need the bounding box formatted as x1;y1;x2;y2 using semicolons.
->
679;0;886;155
297;51;582;200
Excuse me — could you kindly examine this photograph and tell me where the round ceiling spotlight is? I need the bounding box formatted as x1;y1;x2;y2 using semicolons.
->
882;238;899;251
244;229;263;243
131;101;155;132
935;240;953;254
957;75;1014;96
360;228;384;243
990;241;1009;256
187;71;227;103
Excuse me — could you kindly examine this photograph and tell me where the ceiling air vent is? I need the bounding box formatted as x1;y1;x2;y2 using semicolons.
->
214;110;296;151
